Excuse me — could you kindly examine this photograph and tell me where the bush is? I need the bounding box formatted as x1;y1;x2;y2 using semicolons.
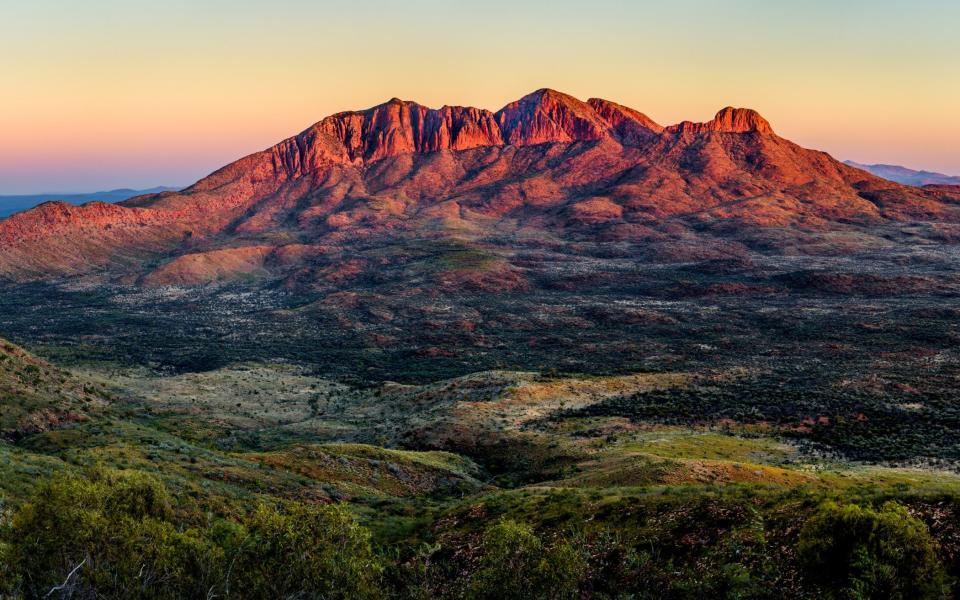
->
226;502;384;600
1;470;384;600
3;469;219;600
798;501;949;600
467;519;585;600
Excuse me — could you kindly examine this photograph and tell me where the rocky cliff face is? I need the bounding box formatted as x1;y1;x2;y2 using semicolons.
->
667;107;774;135
320;101;504;161
0;88;956;283
495;88;611;145
307;89;662;163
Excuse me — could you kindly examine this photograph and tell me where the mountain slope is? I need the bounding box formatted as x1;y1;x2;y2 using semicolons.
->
0;89;956;284
0;337;107;438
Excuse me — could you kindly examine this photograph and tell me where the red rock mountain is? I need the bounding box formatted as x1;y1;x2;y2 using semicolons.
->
0;88;957;285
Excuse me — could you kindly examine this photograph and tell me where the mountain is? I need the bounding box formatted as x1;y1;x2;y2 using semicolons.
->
0;187;180;219
0;88;956;285
844;161;960;187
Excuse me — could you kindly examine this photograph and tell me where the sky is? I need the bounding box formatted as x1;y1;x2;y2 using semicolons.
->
1;0;958;194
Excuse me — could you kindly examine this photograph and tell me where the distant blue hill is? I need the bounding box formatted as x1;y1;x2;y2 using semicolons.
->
0;187;179;219
844;161;960;187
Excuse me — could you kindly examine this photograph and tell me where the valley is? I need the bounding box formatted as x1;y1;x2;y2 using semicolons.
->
2;336;960;598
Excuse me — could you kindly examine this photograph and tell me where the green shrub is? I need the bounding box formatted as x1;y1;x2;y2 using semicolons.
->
467;519;586;600
798;501;949;600
2;470;383;600
3;469;219;600
226;502;384;600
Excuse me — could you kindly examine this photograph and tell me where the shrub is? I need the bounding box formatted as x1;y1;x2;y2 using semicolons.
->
2;470;383;600
226;502;384;600
3;469;219;600
467;519;585;600
798;501;949;600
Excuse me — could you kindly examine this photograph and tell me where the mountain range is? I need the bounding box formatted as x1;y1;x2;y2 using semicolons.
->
1;88;958;286
0;187;179;219
843;160;960;187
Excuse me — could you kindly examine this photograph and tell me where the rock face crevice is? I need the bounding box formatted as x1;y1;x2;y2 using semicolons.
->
311;89;670;162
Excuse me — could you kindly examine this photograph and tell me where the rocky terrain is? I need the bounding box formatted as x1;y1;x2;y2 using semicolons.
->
0;89;957;382
0;337;108;438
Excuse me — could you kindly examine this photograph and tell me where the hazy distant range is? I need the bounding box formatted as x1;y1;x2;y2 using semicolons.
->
0;187;179;219
844;161;960;187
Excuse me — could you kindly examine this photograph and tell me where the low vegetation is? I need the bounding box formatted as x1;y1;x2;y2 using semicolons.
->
0;336;958;598
1;469;955;599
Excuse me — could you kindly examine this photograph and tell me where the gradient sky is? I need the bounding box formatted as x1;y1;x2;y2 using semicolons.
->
1;0;958;193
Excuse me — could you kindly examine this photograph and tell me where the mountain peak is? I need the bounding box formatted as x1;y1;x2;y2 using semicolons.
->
525;87;579;101
298;89;679;166
666;107;774;135
708;107;773;134
2;88;955;283
313;96;502;163
845;160;960;187
495;88;609;145
268;93;789;176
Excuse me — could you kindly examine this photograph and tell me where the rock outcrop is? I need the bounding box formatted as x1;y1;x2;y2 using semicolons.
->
666;107;774;135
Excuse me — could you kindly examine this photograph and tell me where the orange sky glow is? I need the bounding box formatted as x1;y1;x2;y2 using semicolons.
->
1;0;958;193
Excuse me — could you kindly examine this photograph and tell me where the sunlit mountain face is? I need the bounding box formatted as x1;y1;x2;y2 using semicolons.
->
0;88;958;384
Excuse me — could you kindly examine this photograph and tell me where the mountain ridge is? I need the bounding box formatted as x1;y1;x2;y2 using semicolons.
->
0;89;957;284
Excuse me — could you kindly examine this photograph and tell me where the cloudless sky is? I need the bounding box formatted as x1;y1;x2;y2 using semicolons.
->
1;0;958;193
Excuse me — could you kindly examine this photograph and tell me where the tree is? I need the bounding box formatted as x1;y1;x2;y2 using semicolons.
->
798;501;949;600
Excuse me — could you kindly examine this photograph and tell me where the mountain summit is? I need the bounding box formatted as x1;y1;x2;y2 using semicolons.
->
265;88;688;170
667;107;774;134
0;89;956;283
247;89;770;172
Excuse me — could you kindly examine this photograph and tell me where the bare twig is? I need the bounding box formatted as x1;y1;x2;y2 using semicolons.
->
43;558;87;599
